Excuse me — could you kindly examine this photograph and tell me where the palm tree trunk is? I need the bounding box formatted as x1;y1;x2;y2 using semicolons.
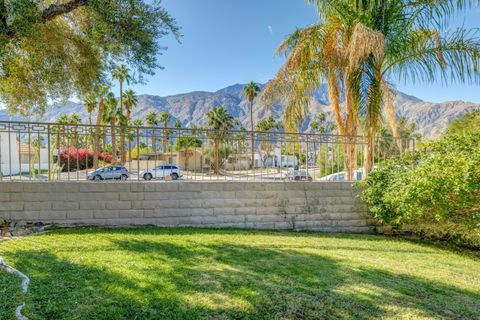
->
328;71;346;136
151;129;156;153
120;127;126;164
250;101;255;169
163;122;169;153
184;148;190;171
93;99;104;169
344;76;358;181
111;120;117;163
214;139;220;174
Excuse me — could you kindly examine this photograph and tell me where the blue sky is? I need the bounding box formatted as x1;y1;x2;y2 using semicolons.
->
126;0;480;103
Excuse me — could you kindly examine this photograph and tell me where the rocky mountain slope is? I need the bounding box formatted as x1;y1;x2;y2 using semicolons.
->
1;83;479;138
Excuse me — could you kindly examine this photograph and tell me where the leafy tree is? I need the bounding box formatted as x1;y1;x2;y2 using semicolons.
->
205;107;233;174
145;112;158;152
244;81;260;168
0;1;180;116
360;111;480;248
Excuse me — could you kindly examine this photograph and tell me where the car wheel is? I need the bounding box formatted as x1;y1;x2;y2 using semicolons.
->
171;173;179;180
120;174;128;181
93;175;102;181
144;173;153;181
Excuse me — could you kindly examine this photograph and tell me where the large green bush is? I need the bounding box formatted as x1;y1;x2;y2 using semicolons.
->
360;111;480;248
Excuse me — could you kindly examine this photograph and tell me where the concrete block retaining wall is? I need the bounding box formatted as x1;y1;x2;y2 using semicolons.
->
0;182;375;233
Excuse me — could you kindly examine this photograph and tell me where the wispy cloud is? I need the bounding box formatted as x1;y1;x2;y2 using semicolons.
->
268;25;273;35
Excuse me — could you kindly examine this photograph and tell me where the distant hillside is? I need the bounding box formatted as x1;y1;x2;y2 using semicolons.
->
1;83;479;138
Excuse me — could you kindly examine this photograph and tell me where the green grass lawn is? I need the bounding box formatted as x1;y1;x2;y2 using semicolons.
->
1;228;479;320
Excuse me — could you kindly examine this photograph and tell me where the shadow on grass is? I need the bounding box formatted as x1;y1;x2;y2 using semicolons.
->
1;231;477;320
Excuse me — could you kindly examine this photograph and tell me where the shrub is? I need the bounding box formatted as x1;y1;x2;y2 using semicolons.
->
59;147;112;171
359;111;480;249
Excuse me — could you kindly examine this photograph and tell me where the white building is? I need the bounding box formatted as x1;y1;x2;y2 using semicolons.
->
0;132;49;177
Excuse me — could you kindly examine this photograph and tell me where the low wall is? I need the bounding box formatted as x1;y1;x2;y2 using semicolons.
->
0;182;375;233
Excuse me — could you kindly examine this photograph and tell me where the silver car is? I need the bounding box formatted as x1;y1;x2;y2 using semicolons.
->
87;166;130;181
140;165;181;181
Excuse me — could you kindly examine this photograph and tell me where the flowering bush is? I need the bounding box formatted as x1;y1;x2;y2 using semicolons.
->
59;147;112;171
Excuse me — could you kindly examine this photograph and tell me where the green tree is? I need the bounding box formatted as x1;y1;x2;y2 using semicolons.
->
0;1;180;115
174;119;182;129
93;85;110;168
205;107;234;174
256;116;282;167
112;65;132;114
172;136;203;171
159;112;171;153
263;0;480;179
244;81;260;168
103;93;120;163
145;112;158;152
122;89;138;122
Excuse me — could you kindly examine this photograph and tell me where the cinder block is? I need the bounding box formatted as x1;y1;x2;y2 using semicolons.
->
67;210;93;219
11;211;38;220
23;183;52;193
235;207;256;215
202;199;225;208
0;193;10;201
80;201;106;210
93;210;119;219
118;210;144;219
104;183;131;192
214;207;235;215
38;211;67;220
154;183;178;192
79;183;105;193
105;201;131;210
120;192;144;201
176;183;202;192
0;202;23;211
24;202;52;211
52;202;79;210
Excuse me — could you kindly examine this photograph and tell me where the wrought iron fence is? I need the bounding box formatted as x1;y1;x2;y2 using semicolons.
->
0;120;416;182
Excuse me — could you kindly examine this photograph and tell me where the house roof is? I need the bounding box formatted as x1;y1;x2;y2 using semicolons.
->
18;141;35;155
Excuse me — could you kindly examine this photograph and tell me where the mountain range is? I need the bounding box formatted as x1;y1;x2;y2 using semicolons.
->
1;83;479;138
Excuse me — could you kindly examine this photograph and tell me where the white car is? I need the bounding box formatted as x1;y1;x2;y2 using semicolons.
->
140;165;182;181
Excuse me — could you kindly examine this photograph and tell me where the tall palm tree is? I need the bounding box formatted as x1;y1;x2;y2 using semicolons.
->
92;85;110;169
103;93;120;163
205;107;234;174
159;112;171;153
145;112;158;152
122;89;138;122
112;65;132;114
263;0;480;178
122;89;138;162
244;81;260;169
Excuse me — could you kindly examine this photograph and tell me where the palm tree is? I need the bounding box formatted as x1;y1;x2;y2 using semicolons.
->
159;112;171;153
93;85;110;169
122;89;138;122
173;135;202;171
83;93;97;149
244;81;260;169
112;64;132;114
103;93;120;163
263;0;480;178
145;112;158;152
174;119;182;129
205;107;234;174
